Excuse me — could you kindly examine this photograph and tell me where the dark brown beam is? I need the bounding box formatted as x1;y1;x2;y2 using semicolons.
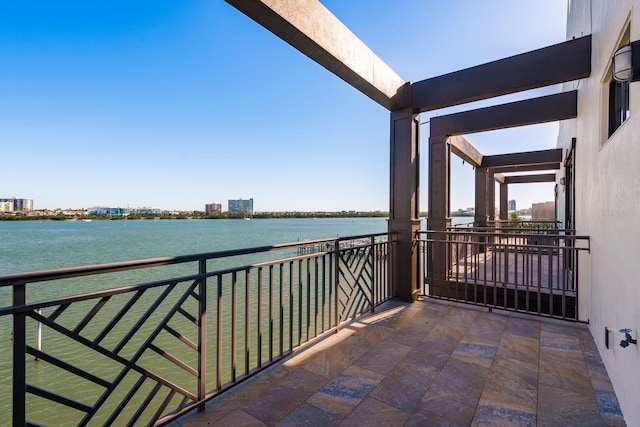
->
448;135;483;167
483;149;562;168
489;163;560;173
225;0;408;110
504;173;557;184
412;36;591;112
430;91;577;137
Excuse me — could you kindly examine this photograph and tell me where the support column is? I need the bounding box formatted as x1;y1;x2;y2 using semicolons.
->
427;132;451;295
389;108;420;302
488;172;496;223
500;182;508;221
474;167;489;227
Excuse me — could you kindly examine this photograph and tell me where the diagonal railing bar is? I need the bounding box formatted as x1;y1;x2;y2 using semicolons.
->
73;296;111;335
128;382;162;427
48;303;70;322
338;280;362;319
26;384;93;414
104;375;147;426
113;283;177;355
83;280;201;424
148;344;198;377
344;285;368;319
151;389;177;426
163;324;198;351
338;251;373;307
26;346;112;389
153;394;192;427
177;307;198;325
29;310;197;402
95;290;145;345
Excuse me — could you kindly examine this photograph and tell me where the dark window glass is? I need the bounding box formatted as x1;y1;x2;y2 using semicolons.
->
609;79;630;137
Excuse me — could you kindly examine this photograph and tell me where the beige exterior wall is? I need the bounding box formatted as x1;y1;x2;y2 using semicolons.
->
559;1;640;424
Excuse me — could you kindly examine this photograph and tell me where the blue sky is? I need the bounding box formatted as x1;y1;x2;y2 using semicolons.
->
1;1;567;212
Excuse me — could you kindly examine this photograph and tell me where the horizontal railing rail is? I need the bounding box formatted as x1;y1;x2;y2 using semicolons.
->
417;228;589;321
448;219;562;230
1;233;393;426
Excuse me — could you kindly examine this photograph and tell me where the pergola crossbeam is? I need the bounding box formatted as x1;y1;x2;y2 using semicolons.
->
225;0;408;110
431;91;578;137
448;135;483;167
490;163;560;173
504;173;557;184
412;35;591;112
483;149;562;168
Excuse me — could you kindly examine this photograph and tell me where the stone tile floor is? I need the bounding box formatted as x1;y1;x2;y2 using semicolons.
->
171;298;626;426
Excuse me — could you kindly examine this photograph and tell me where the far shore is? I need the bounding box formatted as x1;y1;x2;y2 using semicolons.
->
0;211;484;221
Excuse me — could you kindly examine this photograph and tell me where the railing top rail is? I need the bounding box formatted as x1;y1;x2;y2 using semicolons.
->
0;232;391;287
417;229;585;237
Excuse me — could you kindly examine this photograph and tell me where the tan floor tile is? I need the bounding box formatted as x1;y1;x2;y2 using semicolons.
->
244;368;327;425
538;383;602;426
406;394;475;427
423;357;489;408
275;403;342;427
539;351;592;394
353;340;411;375
369;360;437;412
338;397;409;426
495;332;539;365
212;409;268;427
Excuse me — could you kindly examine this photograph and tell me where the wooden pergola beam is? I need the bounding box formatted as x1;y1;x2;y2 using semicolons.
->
430;91;578;138
225;0;409;110
483;149;562;168
504;173;557;184
412;36;591;112
448;135;483;167
489;163;560;173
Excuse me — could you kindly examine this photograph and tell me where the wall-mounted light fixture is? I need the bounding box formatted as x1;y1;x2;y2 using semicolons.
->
612;40;640;83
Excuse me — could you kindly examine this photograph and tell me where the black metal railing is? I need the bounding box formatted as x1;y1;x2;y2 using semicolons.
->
417;227;589;321
0;233;392;426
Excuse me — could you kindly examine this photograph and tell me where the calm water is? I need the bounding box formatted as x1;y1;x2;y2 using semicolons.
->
0;218;389;276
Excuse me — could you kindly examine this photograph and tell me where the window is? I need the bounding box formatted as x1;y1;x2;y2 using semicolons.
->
608;78;630;137
606;24;631;139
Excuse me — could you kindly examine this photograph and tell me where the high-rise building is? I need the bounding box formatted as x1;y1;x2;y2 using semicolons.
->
205;203;222;214
228;198;254;216
508;200;516;211
0;201;12;212
0;198;34;211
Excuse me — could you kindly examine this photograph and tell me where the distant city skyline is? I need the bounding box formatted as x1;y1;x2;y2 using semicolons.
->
2;1;564;212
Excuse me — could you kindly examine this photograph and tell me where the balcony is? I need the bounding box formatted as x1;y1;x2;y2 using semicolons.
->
0;230;626;426
173;298;624;426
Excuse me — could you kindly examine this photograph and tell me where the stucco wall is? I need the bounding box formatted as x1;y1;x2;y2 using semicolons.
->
559;1;640;424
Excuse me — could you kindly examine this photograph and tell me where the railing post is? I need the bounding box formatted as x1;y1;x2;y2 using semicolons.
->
334;240;341;328
370;235;375;312
13;283;26;426
197;260;207;412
